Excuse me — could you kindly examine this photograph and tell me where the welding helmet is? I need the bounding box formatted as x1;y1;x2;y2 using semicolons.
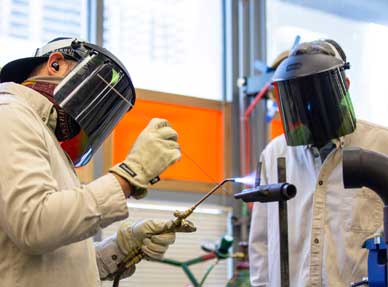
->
272;40;356;147
1;38;136;166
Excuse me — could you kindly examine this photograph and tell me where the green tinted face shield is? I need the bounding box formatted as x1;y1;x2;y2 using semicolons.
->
272;54;356;147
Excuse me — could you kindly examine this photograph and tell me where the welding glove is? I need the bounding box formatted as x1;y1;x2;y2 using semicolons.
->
109;118;181;199
95;235;137;281
116;219;194;261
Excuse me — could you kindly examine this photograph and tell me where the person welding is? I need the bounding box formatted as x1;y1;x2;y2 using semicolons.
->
0;37;192;286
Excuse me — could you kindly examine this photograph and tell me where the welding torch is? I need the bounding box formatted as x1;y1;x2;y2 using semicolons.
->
112;178;236;287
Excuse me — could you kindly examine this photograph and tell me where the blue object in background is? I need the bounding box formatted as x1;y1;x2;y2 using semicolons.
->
363;237;387;287
266;100;278;123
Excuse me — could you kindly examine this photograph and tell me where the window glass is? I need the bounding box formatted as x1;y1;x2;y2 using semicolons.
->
0;0;87;67
103;0;223;100
267;0;388;125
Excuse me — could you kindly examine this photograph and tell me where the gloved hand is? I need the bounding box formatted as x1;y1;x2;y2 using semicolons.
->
109;118;181;199
116;219;195;261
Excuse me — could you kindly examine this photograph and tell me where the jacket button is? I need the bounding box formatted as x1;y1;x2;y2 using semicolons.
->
314;238;319;244
318;180;323;185
112;254;117;260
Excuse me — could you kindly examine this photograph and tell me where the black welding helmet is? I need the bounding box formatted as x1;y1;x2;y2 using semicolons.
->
1;38;136;166
272;40;356;147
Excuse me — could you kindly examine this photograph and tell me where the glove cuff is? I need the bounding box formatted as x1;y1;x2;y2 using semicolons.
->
110;162;148;188
109;161;160;194
116;223;142;255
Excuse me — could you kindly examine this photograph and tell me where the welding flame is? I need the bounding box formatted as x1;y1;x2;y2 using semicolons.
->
234;172;257;186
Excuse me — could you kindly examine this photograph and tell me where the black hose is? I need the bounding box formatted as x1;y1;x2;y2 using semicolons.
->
112;275;120;287
112;264;127;287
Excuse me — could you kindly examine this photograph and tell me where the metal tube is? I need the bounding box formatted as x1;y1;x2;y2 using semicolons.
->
343;147;388;205
191;178;236;210
279;200;290;287
343;147;388;262
233;183;296;202
277;157;290;287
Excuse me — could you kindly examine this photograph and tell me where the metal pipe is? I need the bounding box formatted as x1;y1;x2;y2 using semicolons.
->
234;183;296;202
277;157;289;287
191;178;236;210
343;147;388;205
343;147;388;260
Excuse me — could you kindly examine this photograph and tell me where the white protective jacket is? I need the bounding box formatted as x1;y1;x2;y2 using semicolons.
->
0;82;129;286
249;120;388;287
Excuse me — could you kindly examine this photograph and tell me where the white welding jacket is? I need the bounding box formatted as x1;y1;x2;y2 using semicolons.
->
249;120;388;287
0;82;129;286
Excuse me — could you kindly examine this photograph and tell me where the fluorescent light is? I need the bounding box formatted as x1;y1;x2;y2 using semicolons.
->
126;202;226;215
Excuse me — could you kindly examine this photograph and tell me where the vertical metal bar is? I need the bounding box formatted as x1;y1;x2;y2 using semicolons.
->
87;0;103;45
249;0;268;173
237;0;250;243
277;157;290;287
89;0;105;182
225;0;242;207
238;0;250;180
223;8;239;278
87;0;104;243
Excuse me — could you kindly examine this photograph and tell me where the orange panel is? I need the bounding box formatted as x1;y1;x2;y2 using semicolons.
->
270;114;284;140
113;99;224;183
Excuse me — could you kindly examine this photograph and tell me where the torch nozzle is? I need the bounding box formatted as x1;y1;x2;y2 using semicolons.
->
188;178;236;211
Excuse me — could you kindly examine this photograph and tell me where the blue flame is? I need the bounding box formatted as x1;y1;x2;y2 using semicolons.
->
234;172;257;186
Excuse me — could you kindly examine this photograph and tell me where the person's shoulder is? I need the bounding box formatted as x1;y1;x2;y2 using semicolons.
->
262;134;288;156
354;119;388;138
0;96;43;137
0;95;37;121
346;119;388;154
0;83;40;118
357;119;388;131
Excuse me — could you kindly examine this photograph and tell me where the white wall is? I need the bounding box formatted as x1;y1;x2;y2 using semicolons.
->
267;0;388;126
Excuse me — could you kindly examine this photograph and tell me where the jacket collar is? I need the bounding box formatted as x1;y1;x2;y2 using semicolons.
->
0;82;57;131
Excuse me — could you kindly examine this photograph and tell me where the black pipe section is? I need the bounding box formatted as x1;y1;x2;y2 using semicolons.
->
343;147;388;205
234;183;297;203
343;147;388;247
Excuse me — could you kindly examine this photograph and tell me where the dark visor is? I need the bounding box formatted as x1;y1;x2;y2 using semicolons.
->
273;68;356;146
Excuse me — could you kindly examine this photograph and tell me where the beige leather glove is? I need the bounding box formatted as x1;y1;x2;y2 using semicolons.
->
116;219;195;260
110;118;181;199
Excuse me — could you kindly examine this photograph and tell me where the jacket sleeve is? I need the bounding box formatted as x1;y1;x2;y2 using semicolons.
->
0;103;129;255
249;152;269;287
95;235;136;280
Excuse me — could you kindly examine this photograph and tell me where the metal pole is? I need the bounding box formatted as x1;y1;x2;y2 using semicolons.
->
238;0;250;243
277;157;290;287
249;0;267;174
